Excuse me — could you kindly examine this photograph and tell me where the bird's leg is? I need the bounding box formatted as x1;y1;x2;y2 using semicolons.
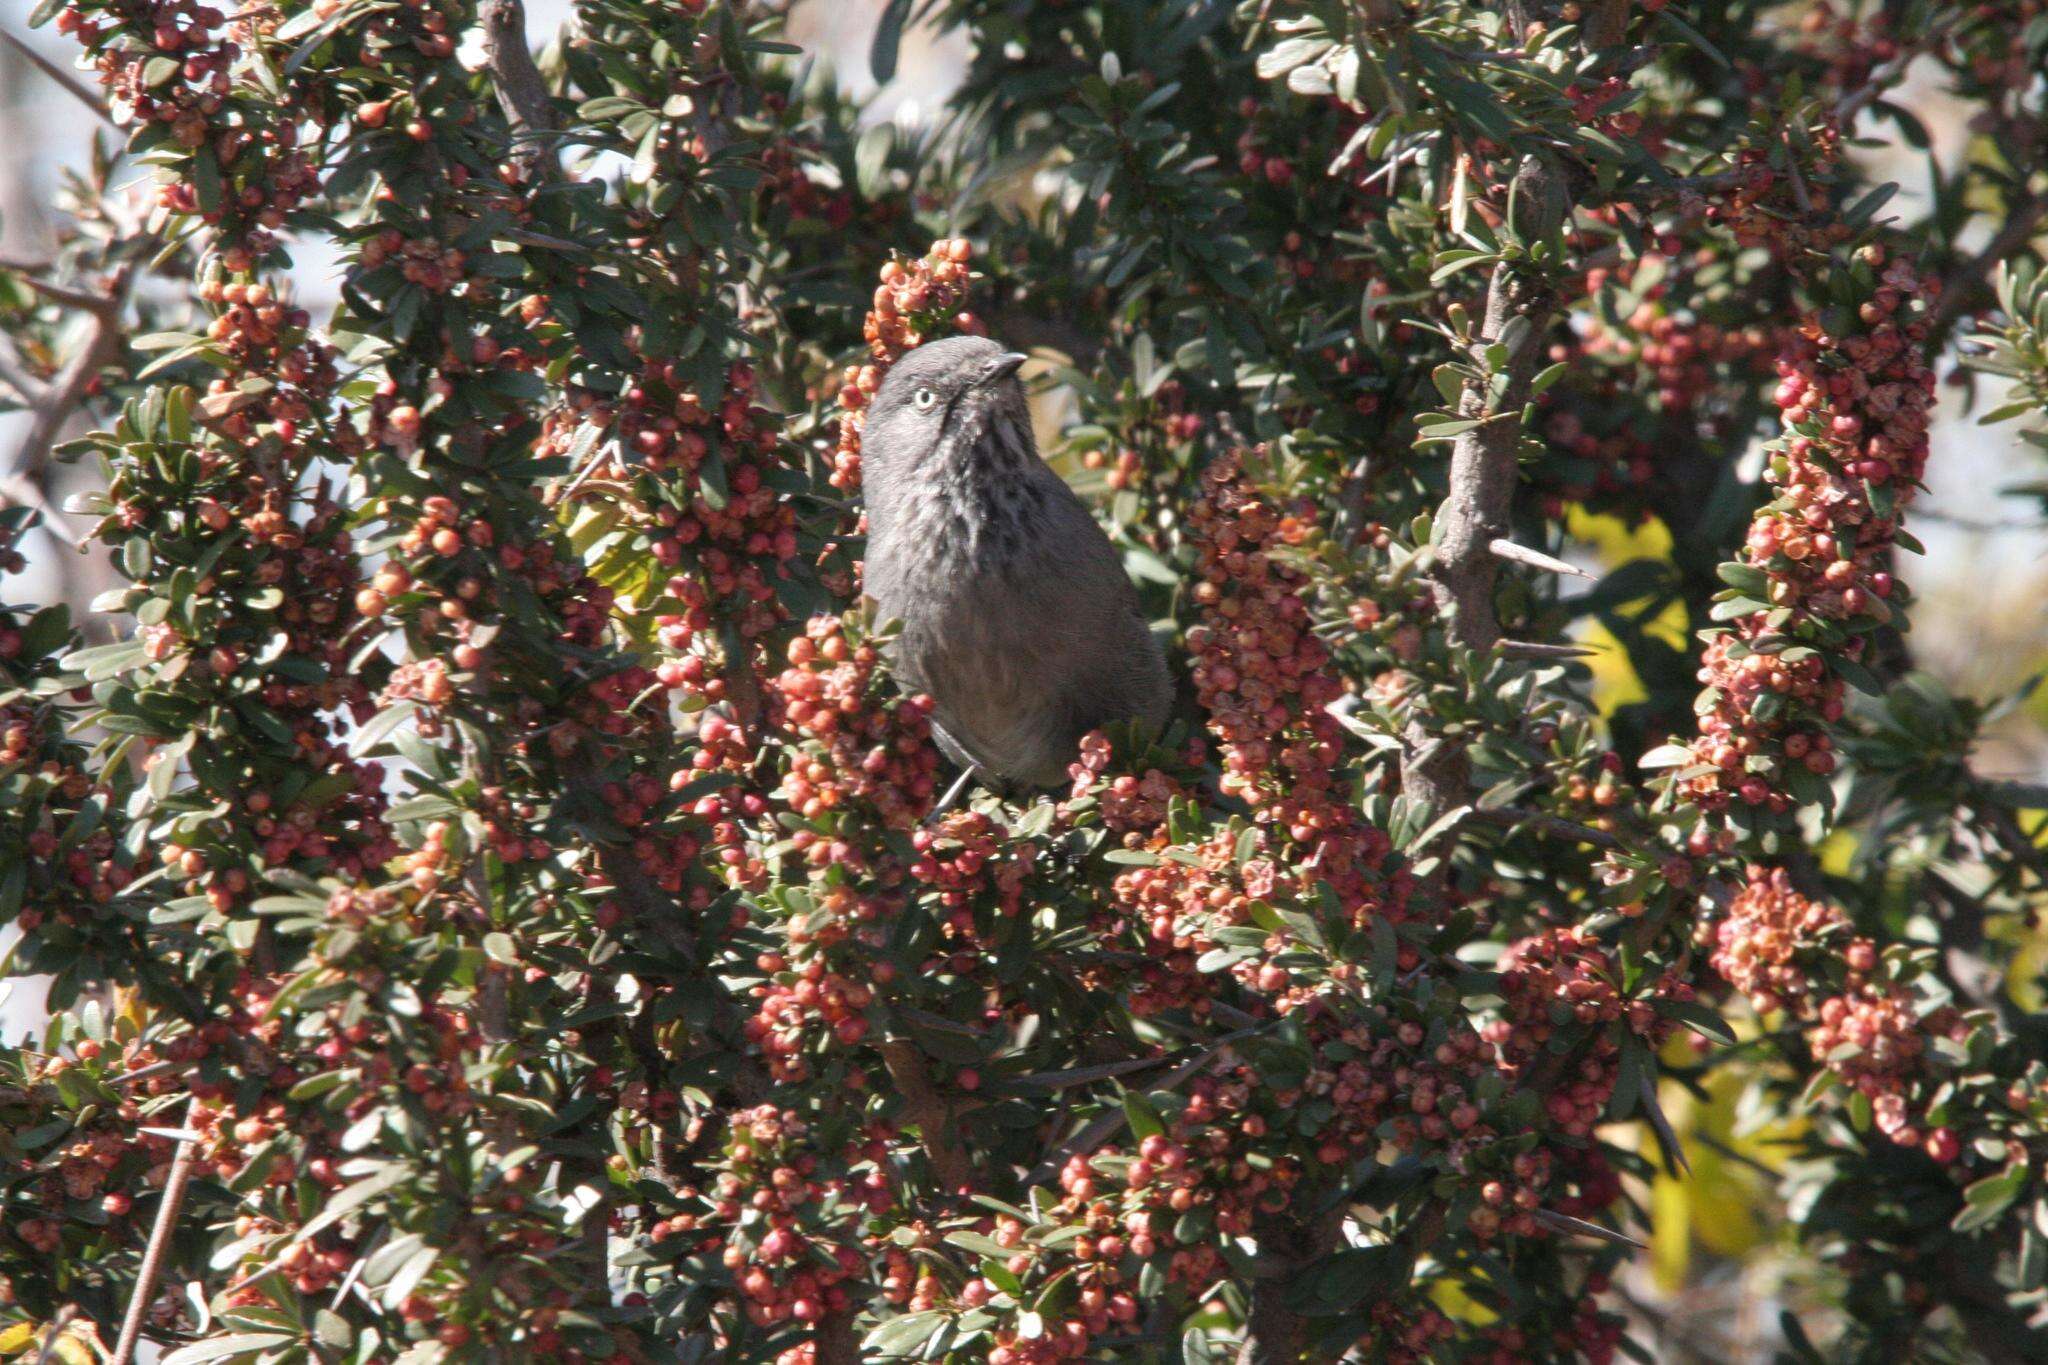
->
925;766;978;826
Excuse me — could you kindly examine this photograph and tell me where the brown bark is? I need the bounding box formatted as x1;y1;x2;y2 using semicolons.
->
480;0;559;184
877;1038;978;1193
1399;154;1567;818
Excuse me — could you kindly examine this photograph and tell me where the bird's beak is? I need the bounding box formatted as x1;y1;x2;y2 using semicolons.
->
974;352;1030;389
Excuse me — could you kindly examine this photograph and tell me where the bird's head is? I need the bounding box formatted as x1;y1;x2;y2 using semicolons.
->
861;336;1033;499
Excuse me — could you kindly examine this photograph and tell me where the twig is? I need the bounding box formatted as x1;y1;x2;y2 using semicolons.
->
1234;1200;1346;1365
1024;1020;1280;1188
1470;804;1628;851
16;273;124;314
5;265;130;496
1006;1053;1179;1093
107;1059;180;1088
813;1310;862;1365
1833;14;1959;126
0;331;47;403
328;1237;372;1308
1981;803;2048;888
1781;138;1814;216
1;29;114;128
502;227;590;254
1926;871;2012;1017
111;1096;203;1365
1582;0;1631;49
1421;156;1567;657
1637;1073;1692;1177
0;468;65;521
1927;186;2048;339
1911;508;2047;534
477;965;511;1044
32;1306;78;1365
1379;129;1701;1349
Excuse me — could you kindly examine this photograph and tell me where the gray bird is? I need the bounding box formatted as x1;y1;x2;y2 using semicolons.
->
861;335;1171;791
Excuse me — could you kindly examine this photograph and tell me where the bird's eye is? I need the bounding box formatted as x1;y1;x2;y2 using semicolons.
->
913;386;937;410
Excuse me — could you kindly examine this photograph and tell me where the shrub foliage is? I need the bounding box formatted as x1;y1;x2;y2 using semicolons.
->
3;1;2048;1362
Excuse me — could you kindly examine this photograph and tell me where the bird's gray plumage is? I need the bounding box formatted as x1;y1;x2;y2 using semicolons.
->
862;336;1171;788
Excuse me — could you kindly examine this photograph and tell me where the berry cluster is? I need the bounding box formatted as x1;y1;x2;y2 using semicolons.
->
1103;831;1289;1015
1564;75;1644;139
768;616;938;832
548;358;800;658
955;1072;1310;1362
1228;95;1394;276
1;583;133;946
1;1042;176;1263
1683;125;1849;260
1183;449;1405;921
192;277;336;445
1067;731;1190;838
668;1106;875;1334
58;0;318;255
358;228;468;293
1710;865;1868;1014
1683;248;1934;811
911;809;1036;930
1796;1;1901;95
1705;867;2004;1162
1490;927;1686;1141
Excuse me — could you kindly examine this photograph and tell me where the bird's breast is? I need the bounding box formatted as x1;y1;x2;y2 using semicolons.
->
883;471;1049;588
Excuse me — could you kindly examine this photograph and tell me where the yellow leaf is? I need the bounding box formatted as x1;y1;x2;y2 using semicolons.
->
1650;1164;1692;1293
1429;1275;1498;1326
52;1322;107;1365
1816;829;1857;877
0;1323;38;1358
1563;505;1689;716
1565;505;1674;562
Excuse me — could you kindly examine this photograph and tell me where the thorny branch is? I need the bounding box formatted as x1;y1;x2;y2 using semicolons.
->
1399;153;1567;814
1;262;131;515
1;28;113;127
1927;184;2048;340
876;1038;979;1195
479;0;560;185
108;1096;202;1365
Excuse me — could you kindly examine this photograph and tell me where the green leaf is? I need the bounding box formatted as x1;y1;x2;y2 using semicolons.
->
160;1334;299;1365
1123;1090;1165;1142
347;703;416;757
1842;181;1900;228
1656;9;1731;69
869;0;912;84
132;331;205;351
1656;999;1737;1044
943;1231;1012;1258
864;1311;945;1356
190;147;223;216
1715;562;1769;596
294;1163;410;1244
1954;1167;2025;1232
1255;37;1332;81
